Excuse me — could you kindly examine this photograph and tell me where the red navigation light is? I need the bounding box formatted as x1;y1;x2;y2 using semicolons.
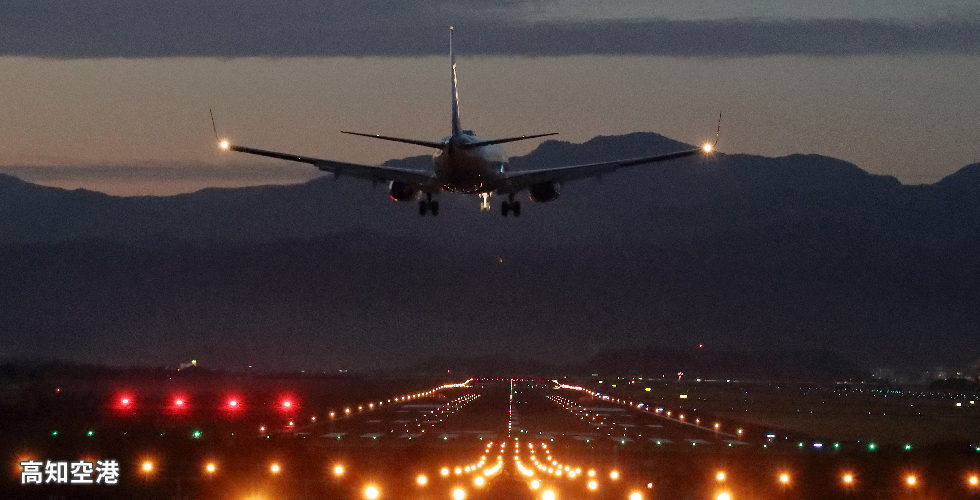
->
227;399;240;409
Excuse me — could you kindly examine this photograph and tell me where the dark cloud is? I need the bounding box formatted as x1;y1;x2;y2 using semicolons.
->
1;1;979;58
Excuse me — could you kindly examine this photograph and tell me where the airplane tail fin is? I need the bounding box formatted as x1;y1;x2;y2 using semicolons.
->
450;27;462;139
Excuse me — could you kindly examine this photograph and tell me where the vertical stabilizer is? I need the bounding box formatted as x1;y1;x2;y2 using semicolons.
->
450;27;462;139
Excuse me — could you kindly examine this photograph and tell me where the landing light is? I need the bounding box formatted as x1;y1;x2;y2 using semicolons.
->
703;143;713;153
220;140;229;150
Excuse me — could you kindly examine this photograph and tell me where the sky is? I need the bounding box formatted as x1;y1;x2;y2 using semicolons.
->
1;1;979;195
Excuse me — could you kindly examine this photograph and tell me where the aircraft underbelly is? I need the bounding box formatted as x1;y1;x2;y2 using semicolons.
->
435;150;503;194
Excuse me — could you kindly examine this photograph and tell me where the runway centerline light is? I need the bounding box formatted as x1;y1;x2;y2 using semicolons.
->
630;493;642;500
716;472;726;482
610;471;620;480
417;475;427;485
365;485;380;499
716;493;731;500
333;465;345;476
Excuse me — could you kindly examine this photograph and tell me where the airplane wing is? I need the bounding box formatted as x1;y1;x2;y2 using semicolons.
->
223;143;437;186
493;146;708;194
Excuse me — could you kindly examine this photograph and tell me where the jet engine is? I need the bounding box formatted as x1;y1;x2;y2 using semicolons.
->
528;182;560;202
389;181;420;201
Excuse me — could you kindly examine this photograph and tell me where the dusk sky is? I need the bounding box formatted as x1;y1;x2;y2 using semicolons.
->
1;1;979;195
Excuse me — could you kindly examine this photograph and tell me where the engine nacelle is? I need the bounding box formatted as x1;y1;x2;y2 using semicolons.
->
389;181;419;202
528;182;560;202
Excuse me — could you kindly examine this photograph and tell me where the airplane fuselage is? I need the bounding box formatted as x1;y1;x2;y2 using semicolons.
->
433;133;508;194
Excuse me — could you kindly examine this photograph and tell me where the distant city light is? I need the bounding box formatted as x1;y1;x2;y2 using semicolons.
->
416;475;427;485
716;493;731;500
365;485;380;499
716;472;726;482
205;463;216;474
542;489;556;500
906;475;917;486
630;492;642;500
333;465;345;476
142;461;153;472
270;464;280;474
779;473;790;484
453;488;466;500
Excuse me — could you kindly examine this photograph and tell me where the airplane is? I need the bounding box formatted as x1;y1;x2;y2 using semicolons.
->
212;27;718;216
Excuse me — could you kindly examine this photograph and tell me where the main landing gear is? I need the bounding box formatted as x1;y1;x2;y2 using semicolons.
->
418;194;439;216
501;196;521;217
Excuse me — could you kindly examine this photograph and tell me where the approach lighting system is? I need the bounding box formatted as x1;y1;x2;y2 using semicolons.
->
365;485;380;499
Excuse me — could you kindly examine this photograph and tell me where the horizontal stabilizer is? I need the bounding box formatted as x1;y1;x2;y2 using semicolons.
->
460;133;558;149
341;131;445;150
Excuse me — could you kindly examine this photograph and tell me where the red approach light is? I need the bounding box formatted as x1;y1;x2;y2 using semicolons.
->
115;394;135;410
226;399;241;410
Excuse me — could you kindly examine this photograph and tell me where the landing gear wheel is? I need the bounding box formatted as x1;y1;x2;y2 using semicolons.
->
501;201;511;216
430;200;440;216
512;201;521;217
418;200;429;216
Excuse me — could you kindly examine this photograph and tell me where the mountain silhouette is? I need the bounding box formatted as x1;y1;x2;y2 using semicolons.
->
1;133;977;376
